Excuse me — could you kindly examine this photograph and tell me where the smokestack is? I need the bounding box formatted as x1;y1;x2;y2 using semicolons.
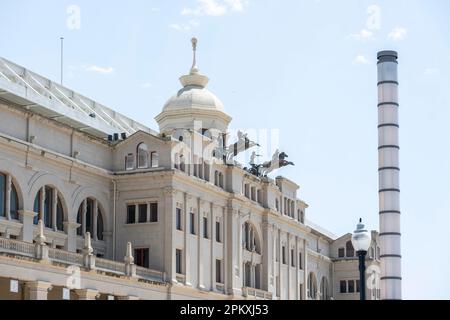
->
377;50;402;300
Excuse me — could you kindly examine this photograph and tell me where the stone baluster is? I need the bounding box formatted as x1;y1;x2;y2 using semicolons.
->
124;242;136;278
34;220;49;260
82;232;95;270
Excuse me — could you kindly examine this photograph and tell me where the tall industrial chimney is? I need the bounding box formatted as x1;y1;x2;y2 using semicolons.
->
377;50;402;299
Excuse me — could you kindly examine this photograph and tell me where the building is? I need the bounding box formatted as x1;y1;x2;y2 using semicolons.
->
0;40;380;300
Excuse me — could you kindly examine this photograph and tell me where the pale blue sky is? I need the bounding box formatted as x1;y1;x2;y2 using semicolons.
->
1;0;449;299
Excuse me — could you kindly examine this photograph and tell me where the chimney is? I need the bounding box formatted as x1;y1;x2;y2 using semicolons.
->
377;50;402;299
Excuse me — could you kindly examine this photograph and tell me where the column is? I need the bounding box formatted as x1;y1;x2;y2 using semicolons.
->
377;50;402;300
163;188;176;283
25;281;52;300
19;210;37;242
287;233;290;300
40;186;45;222
81;199;87;235
184;193;190;286
278;229;281;297
5;174;11;220
52;189;58;231
225;206;241;295
64;221;81;252
295;236;299;300
197;198;204;289
261;222;271;291
303;239;308;299
272;225;276;292
93;199;98;240
222;206;227;291
210;203;215;290
75;289;99;300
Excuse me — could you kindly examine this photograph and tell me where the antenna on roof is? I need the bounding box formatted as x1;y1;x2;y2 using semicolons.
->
60;37;64;85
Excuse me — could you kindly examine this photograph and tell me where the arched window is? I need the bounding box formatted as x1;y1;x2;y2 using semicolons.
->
308;272;318;300
320;277;329;300
179;155;186;172
242;221;261;254
137;143;149;168
33;186;65;231
97;211;104;240
56;197;64;231
10;183;19;220
346;240;355;257
77;198;105;241
0;173;20;220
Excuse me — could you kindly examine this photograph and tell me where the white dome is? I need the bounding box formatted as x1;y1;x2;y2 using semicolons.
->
163;85;225;112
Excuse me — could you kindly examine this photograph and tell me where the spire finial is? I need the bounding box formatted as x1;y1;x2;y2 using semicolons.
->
190;37;199;74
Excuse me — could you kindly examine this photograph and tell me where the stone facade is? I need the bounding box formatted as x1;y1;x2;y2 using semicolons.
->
0;51;380;300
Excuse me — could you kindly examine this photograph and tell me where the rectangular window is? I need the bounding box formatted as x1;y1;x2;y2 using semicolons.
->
215;221;221;242
190;212;195;235
282;246;286;264
340;280;347;293
151;152;159;168
150;202;158;222
356;280;360;293
0;174;5;217
348;280;355;293
127;205;136;224
176;249;182;274
176;208;182;230
215;259;222;283
125;154;134;170
299;284;304;300
299;252;303;269
134;248;149;268
203;217;208;239
338;248;345;258
275;241;279;262
251;187;256;201
291;249;295;267
138;204;147;223
244;184;249;198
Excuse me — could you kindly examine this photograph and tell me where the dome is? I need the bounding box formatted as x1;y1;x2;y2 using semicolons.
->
155;37;232;134
163;84;225;112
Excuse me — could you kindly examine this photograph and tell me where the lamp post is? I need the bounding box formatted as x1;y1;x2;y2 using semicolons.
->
351;218;371;300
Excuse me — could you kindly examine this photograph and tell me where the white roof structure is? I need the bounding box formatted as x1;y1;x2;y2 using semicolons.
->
306;219;338;240
0;57;157;139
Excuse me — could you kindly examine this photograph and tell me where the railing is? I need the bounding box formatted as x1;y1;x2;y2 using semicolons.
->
242;287;273;300
96;257;125;274
0;237;35;257
0;237;165;284
216;283;225;293
175;273;186;284
48;248;83;265
136;266;165;282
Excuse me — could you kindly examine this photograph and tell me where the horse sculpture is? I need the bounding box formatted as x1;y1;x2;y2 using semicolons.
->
248;149;295;177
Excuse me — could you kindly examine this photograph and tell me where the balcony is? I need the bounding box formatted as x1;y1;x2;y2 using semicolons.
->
241;287;273;300
0;237;165;283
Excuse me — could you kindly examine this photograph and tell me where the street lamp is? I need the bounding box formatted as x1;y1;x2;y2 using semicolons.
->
351;218;371;300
